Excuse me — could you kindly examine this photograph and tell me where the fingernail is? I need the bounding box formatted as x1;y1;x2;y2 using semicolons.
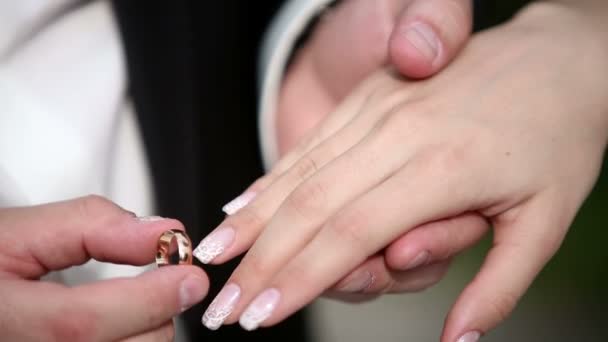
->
403;21;440;62
457;331;481;342
136;215;166;222
202;283;241;330
405;250;430;270
179;275;208;312
338;271;375;293
193;227;236;264
239;288;281;331
222;191;256;215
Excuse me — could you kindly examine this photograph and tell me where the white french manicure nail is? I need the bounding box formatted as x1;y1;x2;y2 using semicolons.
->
193;227;236;264
239;288;281;331
222;192;256;215
136;215;165;222
202;283;241;330
457;331;481;342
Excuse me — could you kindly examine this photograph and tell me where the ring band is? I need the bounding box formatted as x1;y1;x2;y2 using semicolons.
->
156;229;193;266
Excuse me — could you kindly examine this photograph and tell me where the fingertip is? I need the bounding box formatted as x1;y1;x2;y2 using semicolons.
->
384;235;425;270
389;0;473;80
440;288;486;342
144;265;210;312
389;21;441;79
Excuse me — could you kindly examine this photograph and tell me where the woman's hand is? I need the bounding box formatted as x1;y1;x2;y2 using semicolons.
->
196;2;608;341
0;196;208;342
273;0;482;303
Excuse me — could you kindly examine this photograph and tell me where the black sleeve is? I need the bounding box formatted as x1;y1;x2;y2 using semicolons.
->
111;1;312;341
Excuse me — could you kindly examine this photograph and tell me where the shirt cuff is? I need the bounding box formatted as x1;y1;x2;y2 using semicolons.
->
257;0;337;171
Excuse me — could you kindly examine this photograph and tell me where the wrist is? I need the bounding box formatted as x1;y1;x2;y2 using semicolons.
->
512;2;608;145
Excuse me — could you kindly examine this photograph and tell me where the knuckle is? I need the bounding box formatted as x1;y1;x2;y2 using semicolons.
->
284;181;328;219
280;264;313;291
248;176;273;193
291;155;321;183
417;142;474;179
375;107;434;146
327;208;371;248
227;206;265;231
47;307;98;342
76;194;126;221
240;253;273;281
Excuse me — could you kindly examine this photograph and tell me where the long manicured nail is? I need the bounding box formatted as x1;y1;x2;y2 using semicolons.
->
239;288;281;331
403;21;440;62
338;271;375;293
193;227;236;264
179;275;208;312
136;215;165;222
222;191;256;215
457;331;481;342
202;283;241;330
405;250;430;270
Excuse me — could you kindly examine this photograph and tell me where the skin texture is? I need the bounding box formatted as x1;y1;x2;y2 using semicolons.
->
274;0;480;302
0;196;208;342
197;1;608;341
276;0;473;155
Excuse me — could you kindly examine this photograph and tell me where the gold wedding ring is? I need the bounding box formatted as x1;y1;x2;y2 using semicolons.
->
156;229;193;266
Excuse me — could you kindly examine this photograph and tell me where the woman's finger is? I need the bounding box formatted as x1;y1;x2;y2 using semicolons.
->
229;151;480;330
326;212;488;298
118;321;174;342
203;106;437;328
0;195;187;278
199;132;400;329
230;69;398;202
193;73;409;265
440;194;568;342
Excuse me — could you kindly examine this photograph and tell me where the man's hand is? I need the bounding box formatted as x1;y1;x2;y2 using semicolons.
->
276;0;473;154
0;196;208;342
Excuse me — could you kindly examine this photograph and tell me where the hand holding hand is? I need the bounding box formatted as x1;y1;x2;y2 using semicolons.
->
196;2;608;341
276;0;474;154
272;0;483;303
